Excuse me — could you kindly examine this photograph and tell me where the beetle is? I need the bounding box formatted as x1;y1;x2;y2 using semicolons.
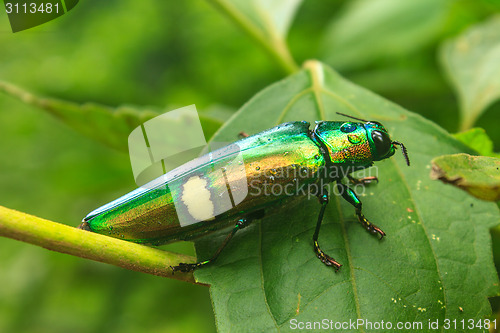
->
79;113;410;272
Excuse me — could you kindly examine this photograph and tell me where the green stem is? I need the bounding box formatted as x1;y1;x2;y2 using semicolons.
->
492;220;500;235
0;205;204;286
208;0;299;75
458;96;483;132
459;112;478;132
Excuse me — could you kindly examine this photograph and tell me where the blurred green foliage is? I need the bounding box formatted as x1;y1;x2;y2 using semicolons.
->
440;15;500;131
0;0;499;332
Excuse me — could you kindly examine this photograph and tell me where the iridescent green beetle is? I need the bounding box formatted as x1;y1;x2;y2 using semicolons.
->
79;113;410;272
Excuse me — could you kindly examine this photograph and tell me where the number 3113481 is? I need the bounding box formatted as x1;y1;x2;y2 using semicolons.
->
5;2;59;14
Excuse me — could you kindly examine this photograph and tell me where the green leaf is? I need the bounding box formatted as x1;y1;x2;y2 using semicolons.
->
202;104;236;125
209;0;301;73
453;128;500;158
321;0;449;70
194;61;499;332
440;15;500;131
0;81;224;152
431;153;500;202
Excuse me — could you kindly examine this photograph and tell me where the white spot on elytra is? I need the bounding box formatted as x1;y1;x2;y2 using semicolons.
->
182;176;215;221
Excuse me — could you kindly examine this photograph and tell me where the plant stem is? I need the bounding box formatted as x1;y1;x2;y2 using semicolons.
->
459;111;478;132
0;206;205;286
208;0;299;75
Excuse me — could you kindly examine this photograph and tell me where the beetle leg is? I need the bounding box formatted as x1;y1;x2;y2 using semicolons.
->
171;217;252;273
238;131;249;139
313;188;342;271
346;174;378;185
336;181;385;239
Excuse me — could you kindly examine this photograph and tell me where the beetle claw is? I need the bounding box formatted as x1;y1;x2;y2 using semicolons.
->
373;226;386;240
314;241;342;271
238;131;249;139
347;175;378;185
356;208;386;239
171;263;199;273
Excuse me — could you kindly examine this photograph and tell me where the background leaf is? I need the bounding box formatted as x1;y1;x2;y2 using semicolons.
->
194;61;499;332
440;15;500;131
209;0;302;73
431;153;500;202
216;0;301;37
321;0;449;70
453;128;500;158
0;81;224;152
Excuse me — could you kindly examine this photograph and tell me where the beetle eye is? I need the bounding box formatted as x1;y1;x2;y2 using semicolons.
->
371;130;392;157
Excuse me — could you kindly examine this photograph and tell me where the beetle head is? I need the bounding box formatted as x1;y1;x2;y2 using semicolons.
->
314;112;410;165
363;121;409;166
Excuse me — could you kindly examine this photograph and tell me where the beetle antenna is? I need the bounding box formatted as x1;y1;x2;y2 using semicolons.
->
392;141;410;166
336;112;368;122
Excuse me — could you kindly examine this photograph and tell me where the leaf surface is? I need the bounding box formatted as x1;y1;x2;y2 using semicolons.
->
431;153;500;202
194;61;499;332
440;15;500;130
0;81;224;152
